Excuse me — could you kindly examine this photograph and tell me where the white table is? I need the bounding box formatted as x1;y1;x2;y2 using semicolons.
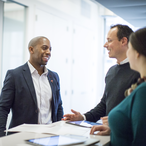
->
0;121;110;146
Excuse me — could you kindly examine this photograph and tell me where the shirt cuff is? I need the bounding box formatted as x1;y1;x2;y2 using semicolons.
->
82;114;86;120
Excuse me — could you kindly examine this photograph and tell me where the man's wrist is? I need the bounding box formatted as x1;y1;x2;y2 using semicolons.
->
82;114;86;120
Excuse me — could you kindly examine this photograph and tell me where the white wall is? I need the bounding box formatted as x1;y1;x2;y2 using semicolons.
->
5;0;105;115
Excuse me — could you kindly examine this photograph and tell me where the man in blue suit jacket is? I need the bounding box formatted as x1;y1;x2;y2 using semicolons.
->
0;36;63;137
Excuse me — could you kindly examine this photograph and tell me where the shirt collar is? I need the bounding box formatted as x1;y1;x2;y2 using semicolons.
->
27;61;48;75
118;58;129;65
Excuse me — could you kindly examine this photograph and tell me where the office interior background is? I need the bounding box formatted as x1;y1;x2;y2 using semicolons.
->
0;0;145;129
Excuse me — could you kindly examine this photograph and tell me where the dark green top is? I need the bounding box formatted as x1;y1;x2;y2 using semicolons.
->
109;82;146;146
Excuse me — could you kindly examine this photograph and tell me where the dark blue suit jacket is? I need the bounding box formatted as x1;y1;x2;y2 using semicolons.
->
0;63;63;136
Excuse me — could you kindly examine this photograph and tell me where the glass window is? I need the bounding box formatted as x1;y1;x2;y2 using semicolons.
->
1;0;26;130
1;1;26;87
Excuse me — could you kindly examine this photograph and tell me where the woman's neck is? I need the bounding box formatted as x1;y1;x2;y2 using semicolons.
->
139;66;146;78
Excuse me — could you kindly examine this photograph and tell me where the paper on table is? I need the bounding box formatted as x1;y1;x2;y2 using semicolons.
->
6;121;91;137
44;123;91;136
6;123;56;134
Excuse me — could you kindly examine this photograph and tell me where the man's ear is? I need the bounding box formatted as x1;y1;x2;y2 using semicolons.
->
29;46;34;54
121;37;128;45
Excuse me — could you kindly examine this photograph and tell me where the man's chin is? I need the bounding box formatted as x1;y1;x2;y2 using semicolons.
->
109;55;114;58
41;62;48;66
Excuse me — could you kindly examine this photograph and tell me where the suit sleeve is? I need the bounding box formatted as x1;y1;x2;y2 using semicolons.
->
54;73;64;121
0;70;15;137
84;91;106;122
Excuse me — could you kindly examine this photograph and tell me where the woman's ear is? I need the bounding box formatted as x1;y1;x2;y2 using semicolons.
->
136;51;140;59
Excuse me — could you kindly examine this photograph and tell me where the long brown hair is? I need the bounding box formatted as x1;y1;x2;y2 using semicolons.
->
130;27;146;57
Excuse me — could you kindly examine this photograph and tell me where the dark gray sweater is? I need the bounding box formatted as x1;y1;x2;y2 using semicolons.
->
85;63;140;122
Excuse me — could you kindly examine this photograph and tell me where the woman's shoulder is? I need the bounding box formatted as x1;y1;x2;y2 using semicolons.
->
135;82;146;92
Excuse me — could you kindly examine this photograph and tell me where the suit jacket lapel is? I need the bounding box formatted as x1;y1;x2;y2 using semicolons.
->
47;71;56;104
47;71;54;94
22;63;38;106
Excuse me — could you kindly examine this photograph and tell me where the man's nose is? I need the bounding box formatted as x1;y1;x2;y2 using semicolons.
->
46;48;51;55
104;42;108;48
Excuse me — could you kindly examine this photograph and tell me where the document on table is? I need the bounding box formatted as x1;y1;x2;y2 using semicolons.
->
6;121;91;137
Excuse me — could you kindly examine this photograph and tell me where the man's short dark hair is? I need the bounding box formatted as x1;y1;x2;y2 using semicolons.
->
110;24;133;42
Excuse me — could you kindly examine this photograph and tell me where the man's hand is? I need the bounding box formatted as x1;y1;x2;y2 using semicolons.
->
62;109;84;121
101;116;108;125
90;125;110;136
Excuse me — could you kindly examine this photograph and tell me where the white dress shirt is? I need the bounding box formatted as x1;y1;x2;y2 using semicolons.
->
119;58;129;65
28;61;52;124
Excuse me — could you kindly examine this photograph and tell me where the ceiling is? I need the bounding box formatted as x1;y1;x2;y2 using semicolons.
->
93;0;146;28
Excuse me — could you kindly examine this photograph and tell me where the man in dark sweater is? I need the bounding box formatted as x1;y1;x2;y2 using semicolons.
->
63;24;140;124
